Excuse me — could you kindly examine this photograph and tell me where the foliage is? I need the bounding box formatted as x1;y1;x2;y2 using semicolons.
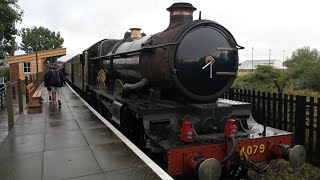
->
19;26;64;53
284;46;320;91
0;67;10;81
304;61;320;90
232;73;250;89
0;0;23;59
233;66;286;92
284;46;320;68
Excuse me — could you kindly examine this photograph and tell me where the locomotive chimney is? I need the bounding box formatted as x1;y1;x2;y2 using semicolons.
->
166;2;196;29
130;28;142;39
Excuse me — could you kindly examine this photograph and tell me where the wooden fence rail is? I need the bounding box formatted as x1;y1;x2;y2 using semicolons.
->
223;88;320;165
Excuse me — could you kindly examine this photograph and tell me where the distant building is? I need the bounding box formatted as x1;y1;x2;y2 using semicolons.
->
239;59;285;70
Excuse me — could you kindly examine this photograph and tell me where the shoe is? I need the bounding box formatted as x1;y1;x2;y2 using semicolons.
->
58;100;61;106
49;96;51;100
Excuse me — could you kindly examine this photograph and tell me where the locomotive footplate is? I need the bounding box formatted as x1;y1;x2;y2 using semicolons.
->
167;133;302;176
140;100;306;179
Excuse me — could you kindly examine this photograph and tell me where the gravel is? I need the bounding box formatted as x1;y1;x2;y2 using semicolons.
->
248;159;320;180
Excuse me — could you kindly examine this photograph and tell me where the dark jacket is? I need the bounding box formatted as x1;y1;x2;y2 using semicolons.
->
48;69;65;87
44;70;51;87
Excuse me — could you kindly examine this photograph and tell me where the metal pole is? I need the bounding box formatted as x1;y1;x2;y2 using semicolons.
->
6;81;14;130
0;93;3;109
252;47;254;70
18;79;23;114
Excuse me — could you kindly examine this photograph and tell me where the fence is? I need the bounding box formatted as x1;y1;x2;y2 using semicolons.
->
0;72;44;131
222;88;320;164
0;72;43;111
0;83;5;111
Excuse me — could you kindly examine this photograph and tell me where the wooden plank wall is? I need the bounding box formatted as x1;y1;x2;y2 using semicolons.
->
18;59;44;80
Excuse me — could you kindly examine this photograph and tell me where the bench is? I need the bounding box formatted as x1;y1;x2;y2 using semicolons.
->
27;83;43;108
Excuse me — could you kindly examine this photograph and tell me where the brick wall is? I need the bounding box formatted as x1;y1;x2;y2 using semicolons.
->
9;63;28;94
9;63;19;83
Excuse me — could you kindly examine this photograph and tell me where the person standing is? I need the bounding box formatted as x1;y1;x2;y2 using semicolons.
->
50;64;65;106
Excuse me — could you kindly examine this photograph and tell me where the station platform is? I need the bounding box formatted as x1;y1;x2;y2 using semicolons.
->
0;84;172;180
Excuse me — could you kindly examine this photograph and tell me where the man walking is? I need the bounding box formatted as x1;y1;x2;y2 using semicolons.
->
50;64;65;106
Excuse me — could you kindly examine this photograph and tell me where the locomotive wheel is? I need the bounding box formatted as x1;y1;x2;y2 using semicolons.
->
137;122;146;149
120;107;146;148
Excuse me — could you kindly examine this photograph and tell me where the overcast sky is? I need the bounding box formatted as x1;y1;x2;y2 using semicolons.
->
16;0;320;63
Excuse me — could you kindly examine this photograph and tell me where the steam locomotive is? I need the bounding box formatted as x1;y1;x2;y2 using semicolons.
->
65;2;306;179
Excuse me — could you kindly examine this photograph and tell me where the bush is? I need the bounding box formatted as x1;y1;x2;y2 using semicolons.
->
0;67;10;81
305;61;320;90
284;46;320;91
233;66;286;92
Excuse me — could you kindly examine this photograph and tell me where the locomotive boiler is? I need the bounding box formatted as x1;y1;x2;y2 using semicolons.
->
65;2;306;180
95;3;240;102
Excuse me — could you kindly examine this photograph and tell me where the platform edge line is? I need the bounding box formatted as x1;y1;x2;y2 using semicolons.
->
66;84;173;180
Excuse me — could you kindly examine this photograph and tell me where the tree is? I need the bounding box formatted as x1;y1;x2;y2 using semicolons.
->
0;67;10;81
284;46;320;68
20;26;64;53
0;0;23;60
284;46;320;90
247;65;284;91
305;61;320;90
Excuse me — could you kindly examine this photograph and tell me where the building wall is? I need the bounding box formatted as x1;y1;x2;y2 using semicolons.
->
9;63;28;94
17;58;44;80
274;60;283;69
239;60;285;70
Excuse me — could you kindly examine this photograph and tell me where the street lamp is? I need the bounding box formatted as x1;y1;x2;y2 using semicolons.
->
252;47;254;70
283;50;285;69
269;49;271;65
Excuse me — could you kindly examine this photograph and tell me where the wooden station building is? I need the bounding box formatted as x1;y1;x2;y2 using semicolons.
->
8;48;66;83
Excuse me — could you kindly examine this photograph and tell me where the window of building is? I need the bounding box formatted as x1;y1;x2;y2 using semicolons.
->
23;62;31;73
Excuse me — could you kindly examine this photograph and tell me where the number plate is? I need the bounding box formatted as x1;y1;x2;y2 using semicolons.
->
240;144;265;156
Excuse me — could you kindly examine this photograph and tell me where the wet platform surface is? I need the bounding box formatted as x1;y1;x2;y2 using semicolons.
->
0;94;26;143
0;85;165;180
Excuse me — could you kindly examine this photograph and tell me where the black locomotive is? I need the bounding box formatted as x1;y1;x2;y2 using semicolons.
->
65;2;306;180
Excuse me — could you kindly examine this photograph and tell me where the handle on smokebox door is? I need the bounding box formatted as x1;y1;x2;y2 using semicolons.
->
202;56;237;78
201;56;215;79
